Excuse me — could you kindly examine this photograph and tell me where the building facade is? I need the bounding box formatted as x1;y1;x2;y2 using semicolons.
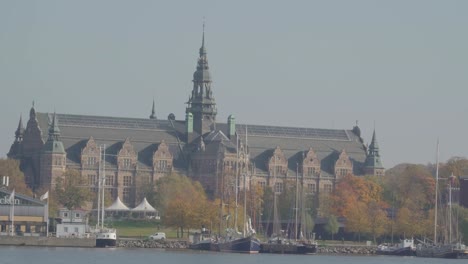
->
0;188;47;236
7;31;384;207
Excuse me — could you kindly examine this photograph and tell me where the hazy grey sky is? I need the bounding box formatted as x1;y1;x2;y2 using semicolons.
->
1;0;467;168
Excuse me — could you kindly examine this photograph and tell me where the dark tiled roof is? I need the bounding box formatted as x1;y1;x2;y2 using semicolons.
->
36;113;187;168
36;113;367;175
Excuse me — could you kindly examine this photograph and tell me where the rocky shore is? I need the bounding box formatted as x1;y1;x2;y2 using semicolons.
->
117;239;188;249
117;239;377;254
317;245;377;255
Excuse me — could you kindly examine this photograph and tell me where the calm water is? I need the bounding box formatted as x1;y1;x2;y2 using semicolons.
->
0;247;465;264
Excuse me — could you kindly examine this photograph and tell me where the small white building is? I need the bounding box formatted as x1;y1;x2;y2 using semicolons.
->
56;208;90;238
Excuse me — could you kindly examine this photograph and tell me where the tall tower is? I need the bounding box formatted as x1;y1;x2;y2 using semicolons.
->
186;25;217;136
40;112;66;188
364;129;385;176
22;102;44;189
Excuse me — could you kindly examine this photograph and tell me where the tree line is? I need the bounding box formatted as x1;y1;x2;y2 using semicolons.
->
1;157;468;242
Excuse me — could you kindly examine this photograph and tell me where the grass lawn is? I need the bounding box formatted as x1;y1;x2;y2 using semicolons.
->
103;219;185;239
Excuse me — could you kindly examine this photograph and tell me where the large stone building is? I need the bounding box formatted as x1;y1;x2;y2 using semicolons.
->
7;31;384;207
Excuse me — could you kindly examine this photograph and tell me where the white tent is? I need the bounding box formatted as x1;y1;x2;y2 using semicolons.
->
106;197;130;211
131;198;160;219
132;197;156;212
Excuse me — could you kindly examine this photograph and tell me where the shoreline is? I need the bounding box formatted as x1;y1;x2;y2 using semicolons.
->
118;239;378;255
0;237;378;255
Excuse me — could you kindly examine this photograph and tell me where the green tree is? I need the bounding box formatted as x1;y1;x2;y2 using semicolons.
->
325;215;339;240
135;172;157;206
54;169;91;220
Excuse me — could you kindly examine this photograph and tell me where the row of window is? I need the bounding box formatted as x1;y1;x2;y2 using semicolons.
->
256;181;332;194
87;174;116;186
84;156;171;171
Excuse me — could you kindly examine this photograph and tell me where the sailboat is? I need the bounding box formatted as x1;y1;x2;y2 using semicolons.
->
94;145;117;247
260;162;317;254
215;129;261;253
416;142;468;259
216;173;261;253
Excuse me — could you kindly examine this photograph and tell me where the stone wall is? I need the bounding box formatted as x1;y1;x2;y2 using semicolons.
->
0;236;95;247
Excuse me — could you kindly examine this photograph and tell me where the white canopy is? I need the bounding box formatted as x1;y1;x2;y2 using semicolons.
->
131;197;157;212
105;196;130;211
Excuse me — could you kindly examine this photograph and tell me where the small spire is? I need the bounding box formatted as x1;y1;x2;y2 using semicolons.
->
29;101;36;119
199;20;207;56
49;112;61;135
15;114;25;140
150;98;156;119
370;129;379;150
202;18;205;48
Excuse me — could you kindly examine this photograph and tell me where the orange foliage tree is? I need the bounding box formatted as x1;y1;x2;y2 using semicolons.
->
329;174;388;241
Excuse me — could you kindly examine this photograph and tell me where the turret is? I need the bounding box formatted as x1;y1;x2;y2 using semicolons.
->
40;112;66;188
185;24;217;136
364;129;385;176
7;115;25;159
227;115;236;139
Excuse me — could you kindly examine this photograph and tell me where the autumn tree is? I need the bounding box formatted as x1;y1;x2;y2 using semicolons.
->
345;201;369;241
367;201;388;243
330;174;387;241
0;159;32;196
382;164;435;240
155;173;216;237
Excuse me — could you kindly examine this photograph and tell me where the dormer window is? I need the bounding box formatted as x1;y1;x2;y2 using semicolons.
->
123;158;131;168
87;157;96;166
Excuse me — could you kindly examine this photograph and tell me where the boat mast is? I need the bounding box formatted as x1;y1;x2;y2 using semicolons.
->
449;174;452;244
234;133;239;232
101;144;106;229
97;145;102;229
273;155;279;237
434;140;439;244
243;126;248;237
295;163;299;241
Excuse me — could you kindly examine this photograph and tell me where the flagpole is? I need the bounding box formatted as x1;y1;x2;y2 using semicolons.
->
10;192;15;236
46;199;49;237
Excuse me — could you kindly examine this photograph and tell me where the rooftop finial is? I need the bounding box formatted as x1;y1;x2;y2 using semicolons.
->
150;98;156;119
202;17;205;48
199;18;207;56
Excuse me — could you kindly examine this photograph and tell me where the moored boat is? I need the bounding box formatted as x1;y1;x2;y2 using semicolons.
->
216;235;261;254
95;228;117;247
416;243;468;259
260;239;317;254
376;238;415;256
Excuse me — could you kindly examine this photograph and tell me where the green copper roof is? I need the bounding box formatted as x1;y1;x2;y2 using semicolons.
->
42;112;65;154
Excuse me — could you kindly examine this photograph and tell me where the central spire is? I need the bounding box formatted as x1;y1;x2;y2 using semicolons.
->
200;21;206;57
186;23;217;136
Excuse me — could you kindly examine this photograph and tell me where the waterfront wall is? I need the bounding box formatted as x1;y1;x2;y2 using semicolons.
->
0;236;95;247
117;239;377;254
117;239;188;249
318;245;377;255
